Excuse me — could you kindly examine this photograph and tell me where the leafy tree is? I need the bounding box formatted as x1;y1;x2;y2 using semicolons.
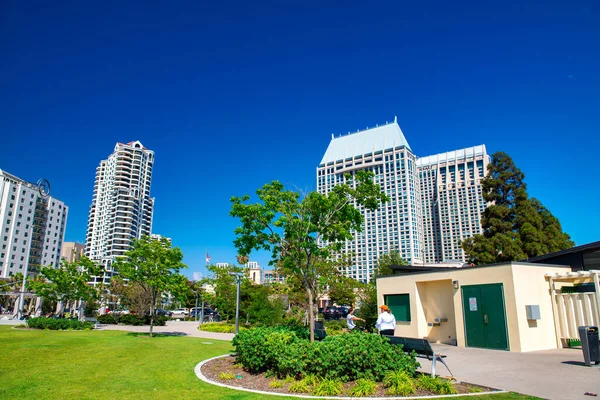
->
240;281;285;325
327;274;360;306
462;152;573;264
207;263;244;321
113;236;187;337
230;170;388;341
374;250;407;277
109;278;152;316
28;256;102;319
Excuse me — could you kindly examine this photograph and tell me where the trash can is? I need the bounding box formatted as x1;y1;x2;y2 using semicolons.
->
578;326;600;366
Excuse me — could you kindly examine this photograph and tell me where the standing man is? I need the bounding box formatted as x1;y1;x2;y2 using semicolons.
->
375;305;396;336
346;307;364;332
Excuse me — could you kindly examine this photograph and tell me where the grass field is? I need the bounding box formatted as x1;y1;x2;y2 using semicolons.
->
0;326;540;399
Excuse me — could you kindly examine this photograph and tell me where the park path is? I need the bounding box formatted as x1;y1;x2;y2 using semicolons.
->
99;320;235;341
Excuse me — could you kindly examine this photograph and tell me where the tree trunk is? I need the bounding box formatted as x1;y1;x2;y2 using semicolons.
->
149;290;156;338
307;286;315;342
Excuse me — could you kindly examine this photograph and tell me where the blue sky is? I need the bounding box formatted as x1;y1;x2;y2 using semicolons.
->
1;1;598;280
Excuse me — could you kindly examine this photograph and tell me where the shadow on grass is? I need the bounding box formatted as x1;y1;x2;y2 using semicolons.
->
126;331;188;338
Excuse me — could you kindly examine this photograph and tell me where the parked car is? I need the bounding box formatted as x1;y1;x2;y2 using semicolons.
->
154;309;170;316
170;308;189;318
190;307;214;320
337;306;350;318
323;306;341;320
318;307;324;315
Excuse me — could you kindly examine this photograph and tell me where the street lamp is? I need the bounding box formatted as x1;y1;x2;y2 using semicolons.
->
228;272;243;334
193;290;199;323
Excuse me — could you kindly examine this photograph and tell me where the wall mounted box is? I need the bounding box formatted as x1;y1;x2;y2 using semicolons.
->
526;305;541;320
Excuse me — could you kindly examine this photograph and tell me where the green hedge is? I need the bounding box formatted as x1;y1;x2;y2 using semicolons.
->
233;327;419;382
27;317;94;331
198;322;244;333
96;314;167;326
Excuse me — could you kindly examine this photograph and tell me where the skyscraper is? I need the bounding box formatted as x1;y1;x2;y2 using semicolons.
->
317;118;423;283
85;141;155;284
0;169;68;278
417;145;489;263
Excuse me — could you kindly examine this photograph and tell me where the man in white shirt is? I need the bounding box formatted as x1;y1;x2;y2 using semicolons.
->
346;307;364;331
375;304;396;336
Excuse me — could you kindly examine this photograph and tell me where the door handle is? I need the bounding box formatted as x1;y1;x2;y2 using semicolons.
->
484;314;488;324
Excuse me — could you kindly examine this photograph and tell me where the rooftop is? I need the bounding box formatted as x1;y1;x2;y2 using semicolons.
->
416;145;487;167
319;117;411;165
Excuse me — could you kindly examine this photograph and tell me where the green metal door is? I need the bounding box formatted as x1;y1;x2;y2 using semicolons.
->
462;283;509;350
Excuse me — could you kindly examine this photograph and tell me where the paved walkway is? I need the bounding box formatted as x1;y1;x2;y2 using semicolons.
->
100;320;235;341
425;343;600;400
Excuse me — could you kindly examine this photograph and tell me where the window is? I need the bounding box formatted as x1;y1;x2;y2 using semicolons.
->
385;294;411;322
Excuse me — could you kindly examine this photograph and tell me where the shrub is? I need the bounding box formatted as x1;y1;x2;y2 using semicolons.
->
232;327;299;373
416;375;458;395
384;370;416;396
288;380;310;393
144;315;168;326
312;378;343;396
199;322;239;333
27;317;93;331
268;379;285;388
97;314;117;324
348;378;378;397
119;314;144;326
219;372;235;380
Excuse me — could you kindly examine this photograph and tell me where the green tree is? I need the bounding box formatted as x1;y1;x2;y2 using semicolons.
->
230;170;388;341
462;152;573;264
206;263;244;321
113;236;187;337
28;256;102;319
327;274;360;306
374;250;407;277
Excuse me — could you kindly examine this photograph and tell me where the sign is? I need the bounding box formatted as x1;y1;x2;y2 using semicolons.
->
469;297;477;311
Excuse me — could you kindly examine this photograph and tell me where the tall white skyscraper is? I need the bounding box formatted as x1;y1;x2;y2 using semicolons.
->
317;118;423;283
417;145;489;263
0;169;68;278
85;141;155;284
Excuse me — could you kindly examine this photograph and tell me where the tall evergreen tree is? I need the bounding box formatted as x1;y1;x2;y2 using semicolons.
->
462;152;573;264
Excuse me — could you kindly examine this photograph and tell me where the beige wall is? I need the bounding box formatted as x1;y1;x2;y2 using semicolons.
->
60;242;85;263
376;262;568;352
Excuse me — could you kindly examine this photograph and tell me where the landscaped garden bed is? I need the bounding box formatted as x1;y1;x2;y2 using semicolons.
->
200;326;499;397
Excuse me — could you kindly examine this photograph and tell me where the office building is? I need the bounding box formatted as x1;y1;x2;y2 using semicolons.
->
84;141;155;284
61;242;85;263
417;146;489;263
317;118;424;283
0;169;68;278
264;270;286;284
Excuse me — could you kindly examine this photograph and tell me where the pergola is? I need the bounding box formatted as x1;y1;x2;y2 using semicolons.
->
545;270;600;348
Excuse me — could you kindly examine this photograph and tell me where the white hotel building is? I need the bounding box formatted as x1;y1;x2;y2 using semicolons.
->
317;120;489;282
418;146;489;263
317;118;424;283
0;169;68;278
85;141;155;284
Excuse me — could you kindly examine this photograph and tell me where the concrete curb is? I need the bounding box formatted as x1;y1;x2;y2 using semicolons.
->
194;354;508;399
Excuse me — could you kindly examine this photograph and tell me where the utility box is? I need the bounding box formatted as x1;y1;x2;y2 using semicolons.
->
578;326;600;366
525;305;541;320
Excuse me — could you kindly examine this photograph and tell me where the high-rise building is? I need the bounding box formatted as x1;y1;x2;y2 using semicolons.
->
85;141;155;285
0;169;68;278
317;118;423;283
417;145;489;263
60;242;85;263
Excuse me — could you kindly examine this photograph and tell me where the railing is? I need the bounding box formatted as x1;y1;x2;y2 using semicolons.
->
554;292;600;340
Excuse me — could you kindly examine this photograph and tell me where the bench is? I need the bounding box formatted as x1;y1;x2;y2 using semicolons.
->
387;336;453;378
85;317;101;329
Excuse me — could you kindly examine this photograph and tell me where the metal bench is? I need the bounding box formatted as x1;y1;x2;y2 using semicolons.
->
388;336;453;378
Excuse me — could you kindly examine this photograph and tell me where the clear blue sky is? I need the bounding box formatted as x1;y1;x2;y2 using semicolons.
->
1;1;598;280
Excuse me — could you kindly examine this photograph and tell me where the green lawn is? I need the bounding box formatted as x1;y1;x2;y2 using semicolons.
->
1;326;539;399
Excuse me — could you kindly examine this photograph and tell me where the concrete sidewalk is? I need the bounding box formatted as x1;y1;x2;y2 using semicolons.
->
100;320;235;341
423;344;600;400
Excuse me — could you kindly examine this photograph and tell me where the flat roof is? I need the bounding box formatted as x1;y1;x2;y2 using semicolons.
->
524;240;600;263
377;261;571;280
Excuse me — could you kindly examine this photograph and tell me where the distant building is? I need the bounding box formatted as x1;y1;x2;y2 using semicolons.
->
264;270;286;284
215;262;230;268
84;141;155;285
0;169;68;278
245;261;262;284
150;233;172;244
417;145;489;263
61;242;85;263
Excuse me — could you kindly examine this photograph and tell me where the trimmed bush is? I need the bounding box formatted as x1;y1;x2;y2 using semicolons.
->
234;328;419;382
384;370;416;396
27;317;93;331
118;314;144;326
199;322;240;333
97;314;117;324
416;375;458;395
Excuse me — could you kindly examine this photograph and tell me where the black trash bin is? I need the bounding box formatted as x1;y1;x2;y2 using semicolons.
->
578;326;600;366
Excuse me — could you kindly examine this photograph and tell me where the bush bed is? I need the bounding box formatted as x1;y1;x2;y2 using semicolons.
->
96;314;167;326
27;317;94;330
232;327;419;382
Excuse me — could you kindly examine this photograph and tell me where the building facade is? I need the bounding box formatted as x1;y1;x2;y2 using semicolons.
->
417;145;489;263
60;242;85;263
263;270;286;284
317;118;424;283
0;169;68;278
84;141;155;285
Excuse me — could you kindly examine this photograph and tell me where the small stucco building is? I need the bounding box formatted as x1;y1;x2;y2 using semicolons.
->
376;262;571;352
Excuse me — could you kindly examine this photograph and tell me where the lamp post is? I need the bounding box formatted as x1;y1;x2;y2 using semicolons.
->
193;290;199;322
228;272;243;334
200;283;206;325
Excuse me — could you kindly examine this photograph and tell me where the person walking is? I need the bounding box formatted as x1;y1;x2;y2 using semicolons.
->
375;305;396;336
346;307;364;332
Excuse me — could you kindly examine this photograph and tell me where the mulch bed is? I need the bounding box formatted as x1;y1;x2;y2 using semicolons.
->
201;355;498;397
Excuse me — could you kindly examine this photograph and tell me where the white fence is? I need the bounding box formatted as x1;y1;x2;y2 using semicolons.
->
554;292;600;340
